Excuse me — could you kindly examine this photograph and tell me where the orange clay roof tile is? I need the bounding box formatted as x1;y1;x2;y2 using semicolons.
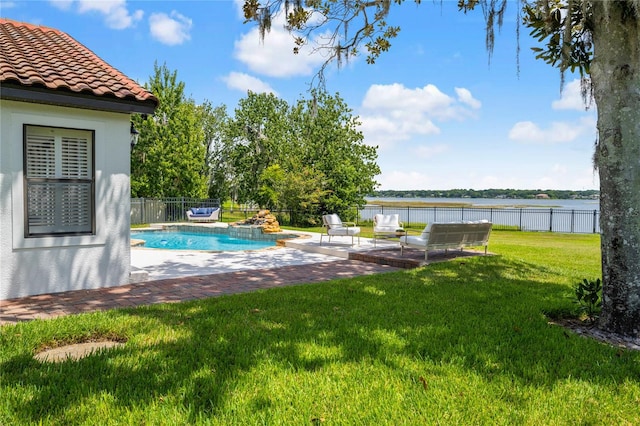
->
0;18;157;106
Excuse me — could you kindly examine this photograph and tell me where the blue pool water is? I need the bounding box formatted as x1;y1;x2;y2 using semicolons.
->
132;230;276;251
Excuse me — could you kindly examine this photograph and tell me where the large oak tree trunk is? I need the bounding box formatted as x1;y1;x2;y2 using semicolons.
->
591;2;640;337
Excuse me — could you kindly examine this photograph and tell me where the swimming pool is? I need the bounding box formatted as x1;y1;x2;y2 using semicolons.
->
132;226;297;251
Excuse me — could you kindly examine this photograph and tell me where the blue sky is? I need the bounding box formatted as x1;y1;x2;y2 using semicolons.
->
1;0;599;191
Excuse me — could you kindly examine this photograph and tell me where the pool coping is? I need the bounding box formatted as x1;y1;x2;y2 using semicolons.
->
130;222;306;251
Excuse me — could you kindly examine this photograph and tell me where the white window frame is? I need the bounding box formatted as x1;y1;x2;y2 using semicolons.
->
23;124;95;237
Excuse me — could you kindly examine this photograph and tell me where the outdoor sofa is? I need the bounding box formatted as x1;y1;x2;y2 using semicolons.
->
399;220;492;260
186;207;220;222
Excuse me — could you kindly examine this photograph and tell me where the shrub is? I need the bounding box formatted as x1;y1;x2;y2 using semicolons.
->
574;278;602;323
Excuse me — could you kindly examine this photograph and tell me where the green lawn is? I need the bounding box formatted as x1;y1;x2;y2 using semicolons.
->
2;231;639;425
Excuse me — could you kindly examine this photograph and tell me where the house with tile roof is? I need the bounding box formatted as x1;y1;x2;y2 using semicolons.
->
0;19;158;300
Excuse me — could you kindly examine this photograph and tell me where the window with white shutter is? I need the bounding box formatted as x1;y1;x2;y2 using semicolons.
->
24;125;95;236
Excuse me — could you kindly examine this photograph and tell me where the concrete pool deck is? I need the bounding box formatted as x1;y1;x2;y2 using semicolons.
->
130;229;404;281
1;227;485;326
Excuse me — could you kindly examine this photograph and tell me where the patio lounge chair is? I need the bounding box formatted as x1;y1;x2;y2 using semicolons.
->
373;213;404;246
186;207;220;222
321;214;361;245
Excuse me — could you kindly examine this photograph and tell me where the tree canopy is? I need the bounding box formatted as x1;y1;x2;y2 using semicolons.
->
131;63;210;199
132;66;380;225
210;90;380;224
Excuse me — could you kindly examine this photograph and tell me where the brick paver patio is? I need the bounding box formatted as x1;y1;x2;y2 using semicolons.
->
0;260;399;326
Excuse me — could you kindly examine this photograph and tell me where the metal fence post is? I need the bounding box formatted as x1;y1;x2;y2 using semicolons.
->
519;209;523;231
549;208;553;232
571;210;575;233
593;210;598;234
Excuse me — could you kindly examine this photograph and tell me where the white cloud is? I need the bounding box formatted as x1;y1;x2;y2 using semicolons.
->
376;165;598;191
49;0;143;29
377;169;530;190
532;164;598;190
414;144;449;159
455;87;481;109
508;116;596;144
222;72;278;95
234;7;329;77
358;83;480;150
376;169;513;190
362;83;454;119
552;79;593;111
358;114;440;150
48;0;73;10
149;11;192;46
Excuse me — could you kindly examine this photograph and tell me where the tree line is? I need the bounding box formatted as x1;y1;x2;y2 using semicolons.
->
131;63;379;225
372;189;600;200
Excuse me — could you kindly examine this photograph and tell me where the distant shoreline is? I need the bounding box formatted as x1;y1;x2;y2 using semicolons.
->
367;200;470;208
372;189;599;201
366;200;563;209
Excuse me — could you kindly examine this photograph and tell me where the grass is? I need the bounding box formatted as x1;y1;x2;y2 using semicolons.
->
2;231;639;425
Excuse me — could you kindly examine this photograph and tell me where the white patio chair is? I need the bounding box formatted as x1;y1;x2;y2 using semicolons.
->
373;213;404;246
320;214;361;245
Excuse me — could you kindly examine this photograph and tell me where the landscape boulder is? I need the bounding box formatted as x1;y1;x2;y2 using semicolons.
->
232;209;281;233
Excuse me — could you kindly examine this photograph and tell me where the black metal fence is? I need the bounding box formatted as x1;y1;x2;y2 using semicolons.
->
359;205;600;234
131;198;221;225
131;198;601;233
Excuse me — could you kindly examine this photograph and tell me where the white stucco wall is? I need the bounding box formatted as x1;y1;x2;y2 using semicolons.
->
0;100;131;300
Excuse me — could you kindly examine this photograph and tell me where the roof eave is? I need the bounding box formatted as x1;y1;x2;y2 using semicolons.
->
0;84;158;115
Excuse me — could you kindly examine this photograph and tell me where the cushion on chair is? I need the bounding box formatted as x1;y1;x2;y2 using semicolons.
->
375;214;399;226
189;207;217;216
328;226;361;236
400;235;427;246
420;223;433;239
374;214;402;232
376;225;398;233
324;214;343;227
